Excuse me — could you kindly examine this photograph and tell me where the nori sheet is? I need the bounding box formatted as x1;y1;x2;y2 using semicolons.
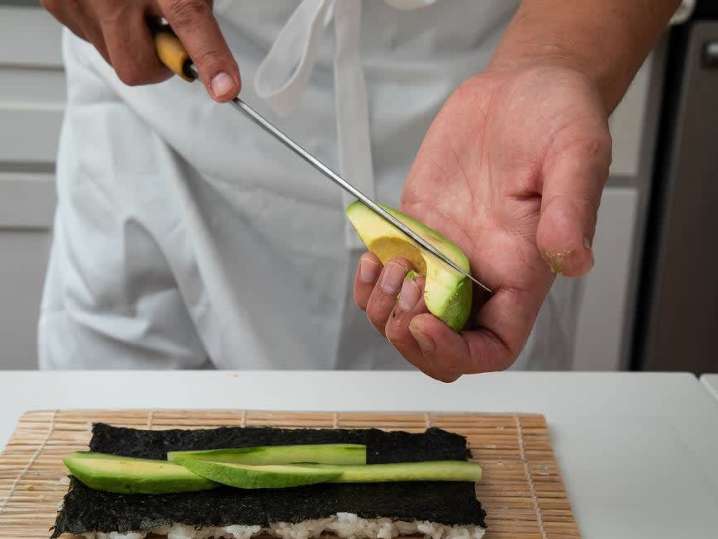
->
52;424;486;537
88;423;471;463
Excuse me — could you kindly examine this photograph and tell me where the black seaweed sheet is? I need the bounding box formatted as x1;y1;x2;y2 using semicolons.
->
52;424;486;537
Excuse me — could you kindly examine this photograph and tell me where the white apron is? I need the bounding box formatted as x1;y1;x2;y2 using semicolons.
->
39;0;582;371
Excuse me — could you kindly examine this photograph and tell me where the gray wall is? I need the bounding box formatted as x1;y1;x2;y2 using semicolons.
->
0;6;61;369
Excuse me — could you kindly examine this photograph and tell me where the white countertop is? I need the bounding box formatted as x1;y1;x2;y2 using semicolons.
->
1;371;717;538
701;374;718;402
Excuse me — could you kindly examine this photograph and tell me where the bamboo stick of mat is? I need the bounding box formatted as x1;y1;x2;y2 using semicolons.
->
0;410;580;539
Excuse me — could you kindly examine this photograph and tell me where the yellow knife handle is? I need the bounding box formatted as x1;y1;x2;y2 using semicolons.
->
153;27;196;82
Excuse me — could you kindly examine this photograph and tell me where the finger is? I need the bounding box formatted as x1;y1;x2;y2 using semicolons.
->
384;277;461;383
365;258;412;337
100;4;171;85
409;285;546;376
408;314;473;380
409;314;514;378
353;252;382;311
536;127;611;277
158;0;241;101
42;0;86;41
42;0;109;61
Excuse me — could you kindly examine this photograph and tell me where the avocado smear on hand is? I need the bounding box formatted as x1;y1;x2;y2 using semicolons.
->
346;201;472;331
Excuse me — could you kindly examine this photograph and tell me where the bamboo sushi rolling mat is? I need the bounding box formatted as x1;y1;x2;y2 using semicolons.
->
0;410;580;539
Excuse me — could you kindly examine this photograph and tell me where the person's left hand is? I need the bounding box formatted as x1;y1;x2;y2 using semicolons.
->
353;64;611;381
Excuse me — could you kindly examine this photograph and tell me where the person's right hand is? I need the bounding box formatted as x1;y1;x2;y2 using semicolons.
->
42;0;240;102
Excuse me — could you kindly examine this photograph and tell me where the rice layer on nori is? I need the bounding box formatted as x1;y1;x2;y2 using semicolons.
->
52;424;486;538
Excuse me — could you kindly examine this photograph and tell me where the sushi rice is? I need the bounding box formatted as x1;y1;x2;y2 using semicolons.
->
81;512;486;539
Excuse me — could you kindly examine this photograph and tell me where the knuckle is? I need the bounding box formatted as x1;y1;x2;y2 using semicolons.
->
366;309;388;335
193;47;225;69
580;132;612;161
115;65;147;86
167;0;211;27
563;131;612;164
385;320;401;344
354;295;368;312
389;257;412;271
366;311;384;332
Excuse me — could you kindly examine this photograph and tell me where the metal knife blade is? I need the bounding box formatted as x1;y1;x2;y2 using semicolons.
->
184;64;492;294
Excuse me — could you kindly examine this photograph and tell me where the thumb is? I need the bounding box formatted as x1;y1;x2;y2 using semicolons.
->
536;131;611;277
159;0;241;102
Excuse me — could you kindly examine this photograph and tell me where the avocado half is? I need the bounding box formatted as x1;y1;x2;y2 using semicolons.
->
346;201;472;331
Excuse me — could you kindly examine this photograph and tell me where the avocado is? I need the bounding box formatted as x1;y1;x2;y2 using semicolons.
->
63;452;217;494
302;460;482;483
176;458;482;489
167;443;366;466
173;458;342;489
346;201;472;331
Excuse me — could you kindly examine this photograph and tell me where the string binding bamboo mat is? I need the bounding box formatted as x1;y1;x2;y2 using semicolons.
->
0;410;580;539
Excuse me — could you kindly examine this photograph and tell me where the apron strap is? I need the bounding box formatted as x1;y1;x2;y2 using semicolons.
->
333;0;375;248
254;0;335;115
253;0;375;250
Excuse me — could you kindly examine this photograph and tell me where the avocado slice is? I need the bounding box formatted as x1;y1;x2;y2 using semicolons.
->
346;201;472;331
173;458;343;489
294;460;482;483
177;458;482;489
167;443;366;466
63;452;217;494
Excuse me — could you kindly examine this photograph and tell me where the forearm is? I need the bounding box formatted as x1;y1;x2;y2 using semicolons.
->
489;0;681;112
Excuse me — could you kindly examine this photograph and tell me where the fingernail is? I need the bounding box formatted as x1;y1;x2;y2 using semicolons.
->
210;72;234;98
359;256;380;284
409;322;435;354
397;278;420;312
380;263;407;295
584;237;592;250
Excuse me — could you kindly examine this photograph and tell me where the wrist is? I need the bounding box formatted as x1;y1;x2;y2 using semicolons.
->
489;0;681;113
487;47;617;113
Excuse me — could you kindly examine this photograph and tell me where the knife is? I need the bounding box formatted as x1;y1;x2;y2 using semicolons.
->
153;28;492;294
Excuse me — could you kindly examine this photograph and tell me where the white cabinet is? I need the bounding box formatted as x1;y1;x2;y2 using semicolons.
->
572;52;664;371
0;7;63;369
573;188;639;371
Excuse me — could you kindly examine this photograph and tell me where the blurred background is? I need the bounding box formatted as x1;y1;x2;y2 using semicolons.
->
1;1;716;372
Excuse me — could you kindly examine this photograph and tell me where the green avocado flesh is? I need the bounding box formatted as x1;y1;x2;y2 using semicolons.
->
298;461;482;483
64;449;482;493
63;452;217;494
167;443;366;466
178;458;482;489
346;201;472;331
175;458;343;489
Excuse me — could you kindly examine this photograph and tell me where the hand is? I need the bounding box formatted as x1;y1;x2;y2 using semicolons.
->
42;0;240;101
354;65;611;381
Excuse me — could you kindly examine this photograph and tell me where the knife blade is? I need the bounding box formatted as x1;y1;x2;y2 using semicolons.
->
154;28;493;294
